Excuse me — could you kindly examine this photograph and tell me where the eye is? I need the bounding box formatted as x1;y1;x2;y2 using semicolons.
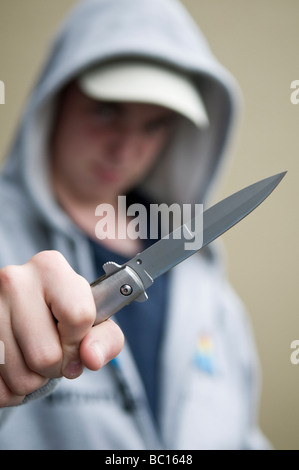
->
144;115;177;135
93;102;120;123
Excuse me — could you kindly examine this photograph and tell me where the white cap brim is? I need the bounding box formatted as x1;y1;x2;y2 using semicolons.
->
78;61;209;128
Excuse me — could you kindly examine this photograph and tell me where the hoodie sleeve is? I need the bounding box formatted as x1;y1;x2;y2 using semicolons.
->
0;378;61;430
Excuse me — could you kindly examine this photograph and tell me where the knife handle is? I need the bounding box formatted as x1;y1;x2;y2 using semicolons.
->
91;265;146;325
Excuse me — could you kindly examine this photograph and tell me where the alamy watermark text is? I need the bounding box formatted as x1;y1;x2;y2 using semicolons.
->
0;80;5;104
290;340;299;365
95;196;203;250
290;80;299;104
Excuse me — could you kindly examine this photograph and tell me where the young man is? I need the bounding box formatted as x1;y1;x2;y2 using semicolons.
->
0;0;269;449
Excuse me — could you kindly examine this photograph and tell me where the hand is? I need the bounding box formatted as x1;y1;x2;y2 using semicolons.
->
0;250;124;407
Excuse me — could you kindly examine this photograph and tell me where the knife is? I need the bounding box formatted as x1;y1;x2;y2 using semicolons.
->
91;171;286;325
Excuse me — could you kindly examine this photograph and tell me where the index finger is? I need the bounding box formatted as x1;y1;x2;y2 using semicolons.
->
30;251;96;378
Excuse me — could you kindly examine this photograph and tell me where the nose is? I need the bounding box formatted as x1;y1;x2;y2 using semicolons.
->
107;128;143;163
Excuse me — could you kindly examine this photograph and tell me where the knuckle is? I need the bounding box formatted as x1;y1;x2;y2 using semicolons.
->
6;373;43;397
0;265;22;294
8;382;28;398
0;385;15;408
30;250;66;272
60;280;95;328
58;306;94;339
26;344;62;375
0;376;25;406
0;391;24;408
70;302;95;328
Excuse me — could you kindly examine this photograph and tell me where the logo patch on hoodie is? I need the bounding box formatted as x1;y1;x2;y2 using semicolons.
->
193;334;217;374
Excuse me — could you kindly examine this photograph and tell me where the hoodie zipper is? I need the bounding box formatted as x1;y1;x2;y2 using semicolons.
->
109;356;164;449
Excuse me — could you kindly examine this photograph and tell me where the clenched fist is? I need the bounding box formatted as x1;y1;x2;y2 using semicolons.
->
0;250;124;407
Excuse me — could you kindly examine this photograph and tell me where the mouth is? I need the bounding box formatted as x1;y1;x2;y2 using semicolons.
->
92;163;125;184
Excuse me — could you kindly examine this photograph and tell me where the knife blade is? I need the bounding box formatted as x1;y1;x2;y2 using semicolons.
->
91;171;286;324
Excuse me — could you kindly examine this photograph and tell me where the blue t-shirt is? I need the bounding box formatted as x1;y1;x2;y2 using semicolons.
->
88;197;170;419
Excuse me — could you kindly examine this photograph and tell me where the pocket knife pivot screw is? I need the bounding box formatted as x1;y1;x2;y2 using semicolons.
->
120;284;133;296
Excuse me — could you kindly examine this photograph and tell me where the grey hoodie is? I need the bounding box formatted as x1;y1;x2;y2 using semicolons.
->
0;0;269;449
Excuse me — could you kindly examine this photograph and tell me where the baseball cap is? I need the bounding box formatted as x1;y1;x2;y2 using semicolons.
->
78;61;209;127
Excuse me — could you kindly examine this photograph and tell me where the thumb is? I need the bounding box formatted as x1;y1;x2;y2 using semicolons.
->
80;319;124;371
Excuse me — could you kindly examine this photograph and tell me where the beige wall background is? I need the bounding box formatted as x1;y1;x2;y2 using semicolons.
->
0;0;298;450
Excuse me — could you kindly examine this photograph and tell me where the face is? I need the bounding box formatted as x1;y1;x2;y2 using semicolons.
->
51;82;177;204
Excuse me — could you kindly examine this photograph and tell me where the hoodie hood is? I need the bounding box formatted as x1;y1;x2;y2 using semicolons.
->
1;0;241;235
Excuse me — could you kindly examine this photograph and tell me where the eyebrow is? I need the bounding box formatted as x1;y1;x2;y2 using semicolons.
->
94;100;177;127
144;112;178;128
94;101;123;112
